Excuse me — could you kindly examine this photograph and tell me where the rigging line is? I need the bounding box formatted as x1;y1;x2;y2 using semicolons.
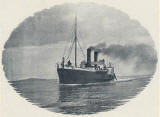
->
64;19;77;58
64;27;75;59
65;39;73;59
76;29;86;59
66;40;74;60
64;37;74;58
62;22;75;58
66;39;75;60
77;39;86;59
77;24;86;53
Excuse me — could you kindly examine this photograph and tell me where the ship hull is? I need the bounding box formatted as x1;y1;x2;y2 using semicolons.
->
57;68;114;84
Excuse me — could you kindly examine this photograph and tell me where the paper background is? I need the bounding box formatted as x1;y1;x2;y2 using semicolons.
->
0;0;159;117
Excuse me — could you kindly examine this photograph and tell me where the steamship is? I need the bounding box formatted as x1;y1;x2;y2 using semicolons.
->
56;16;116;84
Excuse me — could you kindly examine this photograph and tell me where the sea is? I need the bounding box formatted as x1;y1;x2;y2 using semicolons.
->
9;75;152;115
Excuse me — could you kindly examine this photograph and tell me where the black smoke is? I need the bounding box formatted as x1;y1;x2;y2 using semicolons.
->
91;43;158;74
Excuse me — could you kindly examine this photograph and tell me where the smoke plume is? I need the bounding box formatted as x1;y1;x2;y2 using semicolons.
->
91;43;157;75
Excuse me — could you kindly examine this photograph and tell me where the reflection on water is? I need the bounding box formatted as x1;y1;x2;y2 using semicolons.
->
10;75;152;115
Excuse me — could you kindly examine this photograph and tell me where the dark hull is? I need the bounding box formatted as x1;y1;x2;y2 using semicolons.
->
57;68;114;84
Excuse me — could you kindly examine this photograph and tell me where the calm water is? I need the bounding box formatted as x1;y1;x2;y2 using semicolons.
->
10;75;152;115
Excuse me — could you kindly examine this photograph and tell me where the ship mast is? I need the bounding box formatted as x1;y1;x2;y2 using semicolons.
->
75;16;77;67
63;16;85;66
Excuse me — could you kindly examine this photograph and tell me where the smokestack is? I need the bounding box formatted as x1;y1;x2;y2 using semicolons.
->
86;48;91;67
94;51;98;62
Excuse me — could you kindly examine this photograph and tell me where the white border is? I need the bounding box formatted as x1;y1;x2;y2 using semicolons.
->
0;0;159;117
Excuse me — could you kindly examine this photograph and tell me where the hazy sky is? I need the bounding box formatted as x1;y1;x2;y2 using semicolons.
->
2;3;157;81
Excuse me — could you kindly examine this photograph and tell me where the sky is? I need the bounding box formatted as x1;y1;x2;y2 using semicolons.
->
2;3;157;81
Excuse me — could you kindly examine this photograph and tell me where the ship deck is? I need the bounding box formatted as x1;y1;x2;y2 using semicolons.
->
58;67;108;72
